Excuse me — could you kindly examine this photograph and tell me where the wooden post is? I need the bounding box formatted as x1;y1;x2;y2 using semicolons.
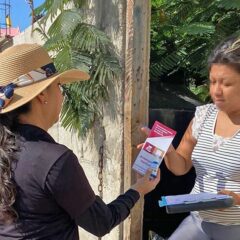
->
123;0;151;239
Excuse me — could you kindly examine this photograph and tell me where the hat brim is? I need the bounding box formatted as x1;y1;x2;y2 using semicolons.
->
0;69;90;114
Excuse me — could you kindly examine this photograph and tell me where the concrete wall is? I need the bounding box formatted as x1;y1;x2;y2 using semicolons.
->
13;1;125;239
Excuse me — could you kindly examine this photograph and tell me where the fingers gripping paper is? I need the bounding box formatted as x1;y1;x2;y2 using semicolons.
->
132;121;176;176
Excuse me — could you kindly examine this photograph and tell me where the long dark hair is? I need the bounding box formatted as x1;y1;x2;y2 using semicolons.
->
0;103;31;224
208;35;240;73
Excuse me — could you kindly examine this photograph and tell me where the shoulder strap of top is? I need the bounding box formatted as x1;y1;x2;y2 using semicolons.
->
192;104;216;140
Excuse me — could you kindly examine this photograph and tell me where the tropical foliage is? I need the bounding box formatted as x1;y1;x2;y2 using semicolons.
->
151;0;240;102
34;0;121;136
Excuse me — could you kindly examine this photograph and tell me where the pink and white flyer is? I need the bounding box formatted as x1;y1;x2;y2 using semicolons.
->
132;121;176;175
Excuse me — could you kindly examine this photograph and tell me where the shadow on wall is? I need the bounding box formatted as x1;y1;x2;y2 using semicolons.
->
143;81;201;239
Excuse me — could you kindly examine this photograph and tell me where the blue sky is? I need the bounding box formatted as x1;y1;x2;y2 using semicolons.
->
10;0;44;31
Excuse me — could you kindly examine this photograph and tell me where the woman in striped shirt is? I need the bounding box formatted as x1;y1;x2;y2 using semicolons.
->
164;36;240;240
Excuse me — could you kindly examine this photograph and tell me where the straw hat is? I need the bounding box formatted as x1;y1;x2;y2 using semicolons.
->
0;43;90;114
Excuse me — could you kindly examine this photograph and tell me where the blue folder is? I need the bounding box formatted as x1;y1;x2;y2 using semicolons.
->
159;193;234;214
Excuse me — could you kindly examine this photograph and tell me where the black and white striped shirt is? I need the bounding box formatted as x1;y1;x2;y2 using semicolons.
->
191;104;240;225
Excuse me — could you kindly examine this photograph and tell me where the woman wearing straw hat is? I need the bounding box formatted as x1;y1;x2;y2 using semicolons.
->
0;43;160;239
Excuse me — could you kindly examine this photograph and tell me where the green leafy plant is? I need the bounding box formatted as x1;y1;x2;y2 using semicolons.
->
34;0;121;136
151;0;240;102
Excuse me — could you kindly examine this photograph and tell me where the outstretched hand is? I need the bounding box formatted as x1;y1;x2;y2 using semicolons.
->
131;168;160;195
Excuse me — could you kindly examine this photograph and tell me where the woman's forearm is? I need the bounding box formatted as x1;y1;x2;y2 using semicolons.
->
164;146;193;176
164;121;196;176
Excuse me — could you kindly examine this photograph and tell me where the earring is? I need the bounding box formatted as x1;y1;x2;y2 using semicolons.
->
44;101;48;104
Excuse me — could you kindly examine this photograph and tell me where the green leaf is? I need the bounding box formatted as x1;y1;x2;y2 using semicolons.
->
71;51;92;73
178;23;215;35
71;24;112;54
54;45;72;71
48;9;82;39
217;0;240;10
150;51;182;80
189;84;210;102
35;0;70;20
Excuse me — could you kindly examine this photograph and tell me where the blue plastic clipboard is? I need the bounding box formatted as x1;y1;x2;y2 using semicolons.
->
159;193;234;214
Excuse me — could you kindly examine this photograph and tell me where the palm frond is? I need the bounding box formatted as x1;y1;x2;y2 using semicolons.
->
178;23;215;36
150;51;182;80
92;54;121;84
61;81;102;137
33;27;49;41
48;9;82;39
35;0;121;137
71;24;112;54
71;51;92;73
61;97;96;137
54;45;72;71
44;36;67;52
34;0;70;21
215;12;240;38
217;0;240;10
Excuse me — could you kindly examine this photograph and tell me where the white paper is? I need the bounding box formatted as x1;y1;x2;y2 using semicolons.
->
165;193;231;206
132;121;176;175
